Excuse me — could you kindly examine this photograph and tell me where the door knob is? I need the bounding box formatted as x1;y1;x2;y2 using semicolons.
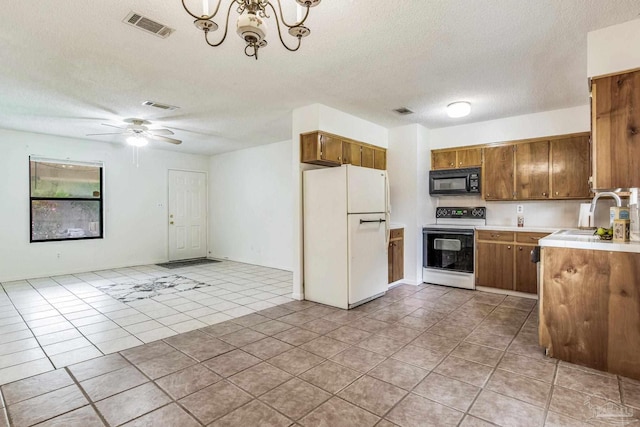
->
170;221;174;225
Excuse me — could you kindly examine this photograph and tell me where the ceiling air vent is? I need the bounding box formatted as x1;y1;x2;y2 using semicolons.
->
123;11;175;39
393;107;414;115
142;101;180;111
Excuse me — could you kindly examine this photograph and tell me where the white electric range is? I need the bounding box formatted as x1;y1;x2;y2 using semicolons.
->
422;207;486;290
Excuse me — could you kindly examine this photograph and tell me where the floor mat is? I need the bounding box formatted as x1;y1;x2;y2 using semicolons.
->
156;258;221;269
96;275;209;302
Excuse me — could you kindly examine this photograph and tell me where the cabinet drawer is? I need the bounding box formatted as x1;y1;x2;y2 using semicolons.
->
476;230;514;242
515;232;549;243
390;228;404;240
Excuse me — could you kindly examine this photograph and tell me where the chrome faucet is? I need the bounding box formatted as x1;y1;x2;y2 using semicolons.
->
590;191;622;213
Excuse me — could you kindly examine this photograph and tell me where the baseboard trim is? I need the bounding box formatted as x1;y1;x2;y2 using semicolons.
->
291;292;304;301
475;286;538;300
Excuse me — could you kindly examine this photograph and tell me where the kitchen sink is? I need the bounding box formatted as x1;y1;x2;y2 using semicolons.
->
553;229;599;240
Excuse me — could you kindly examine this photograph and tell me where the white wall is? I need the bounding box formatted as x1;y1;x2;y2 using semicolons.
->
428;106;594;228
588;18;640;77
0;128;209;282
387;124;432;285
429;105;590;150
209;140;292;271
292;104;389;299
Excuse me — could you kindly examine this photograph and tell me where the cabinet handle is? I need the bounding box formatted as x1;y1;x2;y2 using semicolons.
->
507;246;511;249
519;246;523;251
555;191;559;195
542;192;547;196
459;161;463;165
450;162;454;166
338;157;341;161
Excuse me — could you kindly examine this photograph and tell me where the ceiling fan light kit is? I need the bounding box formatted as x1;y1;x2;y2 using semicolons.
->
181;0;322;60
87;118;182;146
126;135;149;147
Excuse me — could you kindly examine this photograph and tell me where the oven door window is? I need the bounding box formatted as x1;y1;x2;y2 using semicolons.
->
424;231;474;273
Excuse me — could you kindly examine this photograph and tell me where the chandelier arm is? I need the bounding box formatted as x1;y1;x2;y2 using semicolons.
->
267;2;303;51
203;1;235;47
273;0;309;28
181;0;226;20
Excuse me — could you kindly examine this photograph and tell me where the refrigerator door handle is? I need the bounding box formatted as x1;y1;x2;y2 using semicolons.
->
360;219;387;224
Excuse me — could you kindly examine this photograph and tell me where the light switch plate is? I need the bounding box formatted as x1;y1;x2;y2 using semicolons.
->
516;205;524;214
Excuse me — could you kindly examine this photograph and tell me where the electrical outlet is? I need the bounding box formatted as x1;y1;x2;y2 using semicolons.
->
516;205;524;214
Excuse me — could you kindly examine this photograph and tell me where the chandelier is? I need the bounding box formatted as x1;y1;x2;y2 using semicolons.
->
181;0;322;59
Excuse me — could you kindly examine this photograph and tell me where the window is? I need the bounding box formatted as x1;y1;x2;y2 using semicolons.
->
30;157;104;242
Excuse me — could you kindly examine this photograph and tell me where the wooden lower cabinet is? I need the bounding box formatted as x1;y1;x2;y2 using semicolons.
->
476;242;513;290
476;231;547;294
540;247;640;379
388;228;404;283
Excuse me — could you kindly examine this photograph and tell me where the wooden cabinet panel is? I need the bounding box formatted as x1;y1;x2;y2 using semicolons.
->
540;247;640;379
592;70;640;190
343;142;361;166
551;136;591;199
515;141;549;199
476;242;513;289
476;230;515;242
300;132;342;166
388;228;404;283
320;134;343;164
515;232;549;244
361;146;374;168
457;148;482;168
373;149;386;170
432;151;456;169
483;146;514;200
515;245;537;294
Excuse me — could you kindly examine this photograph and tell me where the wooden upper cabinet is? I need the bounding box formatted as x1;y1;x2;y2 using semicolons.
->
373;148;386;170
515;141;550;199
300;132;342;166
457;148;482;168
483;145;514;200
592;70;640;190
431;148;481;169
432;151;457;169
361;146;374;168
343;142;362;166
300;131;387;170
550;136;591;199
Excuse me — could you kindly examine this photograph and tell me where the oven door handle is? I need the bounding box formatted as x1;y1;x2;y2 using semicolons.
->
433;238;462;251
423;228;474;236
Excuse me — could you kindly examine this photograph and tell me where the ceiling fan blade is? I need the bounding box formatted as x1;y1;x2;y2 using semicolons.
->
102;123;128;130
147;128;174;136
86;132;126;136
150;135;182;145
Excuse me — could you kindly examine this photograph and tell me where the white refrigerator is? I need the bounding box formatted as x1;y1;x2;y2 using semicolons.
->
303;165;389;309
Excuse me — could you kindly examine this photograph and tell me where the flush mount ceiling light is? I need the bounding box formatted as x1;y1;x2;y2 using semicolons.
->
126;134;149;147
181;0;322;60
446;101;471;118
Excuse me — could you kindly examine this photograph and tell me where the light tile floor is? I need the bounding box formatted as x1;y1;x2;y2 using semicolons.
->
0;261;293;385
1;280;639;426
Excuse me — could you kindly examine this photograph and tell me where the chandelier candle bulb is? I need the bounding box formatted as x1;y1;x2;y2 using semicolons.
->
202;0;209;16
297;5;303;22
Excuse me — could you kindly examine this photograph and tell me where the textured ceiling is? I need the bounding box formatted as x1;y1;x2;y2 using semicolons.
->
0;1;638;155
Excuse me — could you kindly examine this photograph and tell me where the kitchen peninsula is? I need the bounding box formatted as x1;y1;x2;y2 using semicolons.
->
538;231;640;380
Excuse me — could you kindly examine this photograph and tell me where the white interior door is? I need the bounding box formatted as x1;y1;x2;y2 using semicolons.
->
168;170;207;261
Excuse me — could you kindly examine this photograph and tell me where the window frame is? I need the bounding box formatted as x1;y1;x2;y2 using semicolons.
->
29;157;105;243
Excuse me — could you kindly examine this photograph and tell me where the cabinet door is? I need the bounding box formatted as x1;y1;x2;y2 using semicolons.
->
432;151;456;169
515;141;549;199
515;245;537;294
392;239;403;282
551;136;591;198
343;142;362;166
483;146;514;200
320;134;343;164
592;70;640;190
373;149;387;170
457;148;482;168
361;146;374;168
476;242;513;289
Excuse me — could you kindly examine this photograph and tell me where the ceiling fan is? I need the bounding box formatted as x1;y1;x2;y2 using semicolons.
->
87;118;182;146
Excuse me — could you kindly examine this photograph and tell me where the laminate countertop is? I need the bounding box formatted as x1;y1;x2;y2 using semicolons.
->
540;230;640;253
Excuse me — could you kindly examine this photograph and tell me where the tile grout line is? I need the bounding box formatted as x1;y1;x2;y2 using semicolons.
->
64;366;113;427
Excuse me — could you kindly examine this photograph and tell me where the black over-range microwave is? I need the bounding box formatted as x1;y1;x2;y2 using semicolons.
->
429;167;481;196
